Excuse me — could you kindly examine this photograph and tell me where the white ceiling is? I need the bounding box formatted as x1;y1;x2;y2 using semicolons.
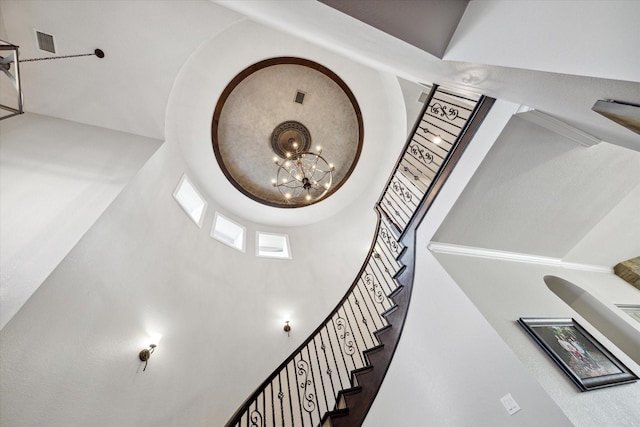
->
2;0;638;151
0;0;242;140
318;0;469;58
1;0;639;231
218;0;640;152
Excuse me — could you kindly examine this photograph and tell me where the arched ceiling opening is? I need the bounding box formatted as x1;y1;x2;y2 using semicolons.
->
212;57;363;208
166;19;407;226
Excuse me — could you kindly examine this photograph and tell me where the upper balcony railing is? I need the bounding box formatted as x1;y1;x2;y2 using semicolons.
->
226;85;494;427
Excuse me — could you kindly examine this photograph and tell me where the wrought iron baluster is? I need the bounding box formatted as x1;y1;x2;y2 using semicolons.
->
342;301;366;366
330;315;353;382
355;280;382;334
361;276;386;330
377;252;398;294
317;328;339;398
363;272;385;306
334;313;356;362
351;288;375;343
368;258;392;297
249;403;262;427
430;101;459;120
423;117;457;139
379;224;400;257
310;340;328;418
296;357;315;425
277;372;285;426
285;360;296;426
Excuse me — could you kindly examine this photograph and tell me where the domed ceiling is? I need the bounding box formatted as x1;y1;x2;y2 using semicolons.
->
212;57;363;208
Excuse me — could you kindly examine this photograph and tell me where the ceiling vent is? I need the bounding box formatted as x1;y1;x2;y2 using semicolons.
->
35;31;56;54
294;91;305;104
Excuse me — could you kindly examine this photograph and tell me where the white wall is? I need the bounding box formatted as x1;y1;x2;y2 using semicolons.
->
564;183;640;267
366;248;572;427
397;78;428;137
0;139;376;427
445;0;640;82
0;113;161;329
433;116;640;262
432;254;640;427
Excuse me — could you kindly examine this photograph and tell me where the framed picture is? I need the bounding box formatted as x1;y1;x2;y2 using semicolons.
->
518;317;638;391
616;304;640;324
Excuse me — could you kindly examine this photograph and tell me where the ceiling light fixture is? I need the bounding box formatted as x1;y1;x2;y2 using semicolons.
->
0;40;104;120
270;121;334;205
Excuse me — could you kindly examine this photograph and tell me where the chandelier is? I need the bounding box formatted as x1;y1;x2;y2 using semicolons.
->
270;121;334;205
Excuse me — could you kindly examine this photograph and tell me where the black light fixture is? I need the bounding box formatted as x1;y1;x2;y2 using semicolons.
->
139;333;162;372
284;321;291;337
0;39;104;120
0;41;22;120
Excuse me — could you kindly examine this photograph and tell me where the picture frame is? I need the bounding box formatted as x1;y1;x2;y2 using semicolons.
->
616;304;640;325
518;317;638;392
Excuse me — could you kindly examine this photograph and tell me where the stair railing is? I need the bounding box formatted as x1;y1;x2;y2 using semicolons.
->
225;85;494;427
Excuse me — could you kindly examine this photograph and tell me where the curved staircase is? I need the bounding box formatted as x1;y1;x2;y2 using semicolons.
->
226;85;495;427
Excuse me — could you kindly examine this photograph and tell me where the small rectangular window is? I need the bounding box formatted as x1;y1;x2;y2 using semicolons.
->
211;212;246;252
173;174;207;227
256;232;291;259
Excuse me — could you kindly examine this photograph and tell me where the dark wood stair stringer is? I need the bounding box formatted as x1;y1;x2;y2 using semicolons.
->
322;228;418;427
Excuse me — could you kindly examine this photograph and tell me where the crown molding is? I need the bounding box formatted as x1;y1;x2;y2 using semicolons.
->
515;109;601;147
428;242;613;273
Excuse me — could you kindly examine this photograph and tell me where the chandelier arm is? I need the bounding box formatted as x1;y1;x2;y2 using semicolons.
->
276;166;299;187
278;182;304;190
282;165;304;183
311;170;330;182
309;154;321;169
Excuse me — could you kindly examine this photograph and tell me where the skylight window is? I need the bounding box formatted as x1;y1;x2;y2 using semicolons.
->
256;232;291;259
173;174;207;227
211;212;246;252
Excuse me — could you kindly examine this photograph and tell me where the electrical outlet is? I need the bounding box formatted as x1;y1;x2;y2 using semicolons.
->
500;393;521;415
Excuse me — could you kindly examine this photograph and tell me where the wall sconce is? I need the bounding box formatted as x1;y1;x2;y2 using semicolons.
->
284;321;291;337
139;333;162;371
